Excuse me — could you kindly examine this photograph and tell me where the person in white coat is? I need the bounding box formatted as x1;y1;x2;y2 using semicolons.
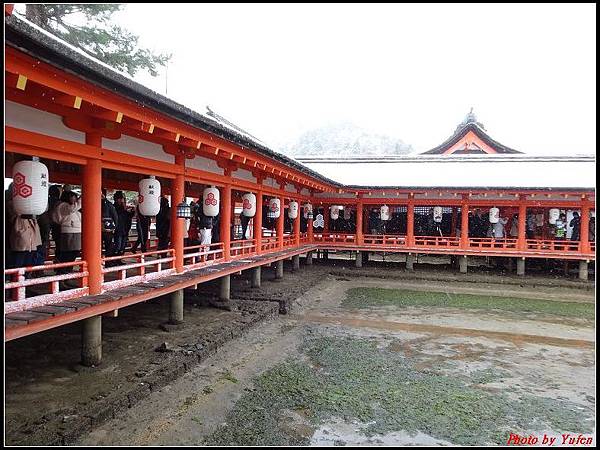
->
493;216;509;238
51;190;82;274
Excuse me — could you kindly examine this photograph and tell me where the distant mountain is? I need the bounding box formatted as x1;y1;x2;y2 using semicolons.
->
278;122;413;157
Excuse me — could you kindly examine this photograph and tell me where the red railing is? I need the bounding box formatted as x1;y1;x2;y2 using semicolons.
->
283;235;296;248
363;234;406;246
313;233;357;244
44;234;159;261
414;235;461;248
182;243;224;269
231;239;257;258
4;261;89;313
468;237;518;250
300;232;309;244
127;234;159;252
526;239;581;253
101;249;176;291
261;237;279;252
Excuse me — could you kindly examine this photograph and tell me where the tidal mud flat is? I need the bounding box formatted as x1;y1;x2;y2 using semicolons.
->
74;272;594;446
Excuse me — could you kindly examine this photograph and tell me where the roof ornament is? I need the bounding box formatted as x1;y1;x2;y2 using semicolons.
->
455;107;486;133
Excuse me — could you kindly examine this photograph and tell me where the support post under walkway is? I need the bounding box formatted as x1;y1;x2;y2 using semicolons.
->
355;251;362;268
579;260;589;281
81;316;102;367
220;274;231;301
517;258;526;276
276;260;284;279
406;254;414;271
306;251;313;265
252;266;261;288
459;255;468;274
169;289;184;324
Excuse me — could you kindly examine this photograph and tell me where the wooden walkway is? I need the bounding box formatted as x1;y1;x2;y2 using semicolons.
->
5;244;316;341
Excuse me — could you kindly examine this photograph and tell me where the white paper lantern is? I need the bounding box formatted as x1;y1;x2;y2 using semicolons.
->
303;203;313;219
331;205;340;220
288;201;299;219
343;207;352;221
433;206;443;223
489;207;500;224
203;186;220;217
12;159;49;216
269;198;281;219
549;208;560;225
380;205;390;221
242;192;256;217
138;176;161;216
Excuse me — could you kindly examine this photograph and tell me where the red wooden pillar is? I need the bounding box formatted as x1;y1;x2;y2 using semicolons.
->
407;194;415;246
517;195;527;250
451;207;458;237
460;194;469;249
277;195;285;249
356;199;364;245
254;190;263;254
307;201;314;243
82;133;103;294
580;198;590;253
220;184;232;260
324;205;330;233
170;154;185;273
294;199;301;246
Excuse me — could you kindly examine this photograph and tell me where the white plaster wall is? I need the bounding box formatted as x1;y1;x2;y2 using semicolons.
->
313;192;357;199
234;168;256;183
262;177;278;189
5;100;85;143
103;135;174;164
187;156;223;175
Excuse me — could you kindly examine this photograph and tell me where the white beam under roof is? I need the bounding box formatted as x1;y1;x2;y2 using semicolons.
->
296;155;596;189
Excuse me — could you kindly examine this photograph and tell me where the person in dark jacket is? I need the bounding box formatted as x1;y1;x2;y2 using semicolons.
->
131;203;151;253
240;213;251;239
45;185;63;262
156;196;171;250
113;191;134;256
211;213;220;244
569;211;581;241
101;188;118;256
36;185;61;267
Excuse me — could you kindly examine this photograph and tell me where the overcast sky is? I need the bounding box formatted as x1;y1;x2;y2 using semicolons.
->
15;3;598;156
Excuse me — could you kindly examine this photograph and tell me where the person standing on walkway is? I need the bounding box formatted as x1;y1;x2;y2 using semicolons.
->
569;211;581;242
131;202;151;254
156;196;171;251
509;213;519;238
101;188;118;256
7;192;42;271
526;212;536;239
113;191;134;256
493;216;509;238
51;190;82;275
554;213;567;240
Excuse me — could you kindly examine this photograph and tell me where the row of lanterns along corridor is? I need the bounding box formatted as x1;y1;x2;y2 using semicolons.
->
8;158;594;272
11;158;590;243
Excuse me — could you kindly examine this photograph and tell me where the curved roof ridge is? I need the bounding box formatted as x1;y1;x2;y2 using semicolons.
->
421;117;522;155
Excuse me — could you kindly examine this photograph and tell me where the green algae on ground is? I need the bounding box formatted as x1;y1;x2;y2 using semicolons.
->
204;334;594;446
342;287;595;319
